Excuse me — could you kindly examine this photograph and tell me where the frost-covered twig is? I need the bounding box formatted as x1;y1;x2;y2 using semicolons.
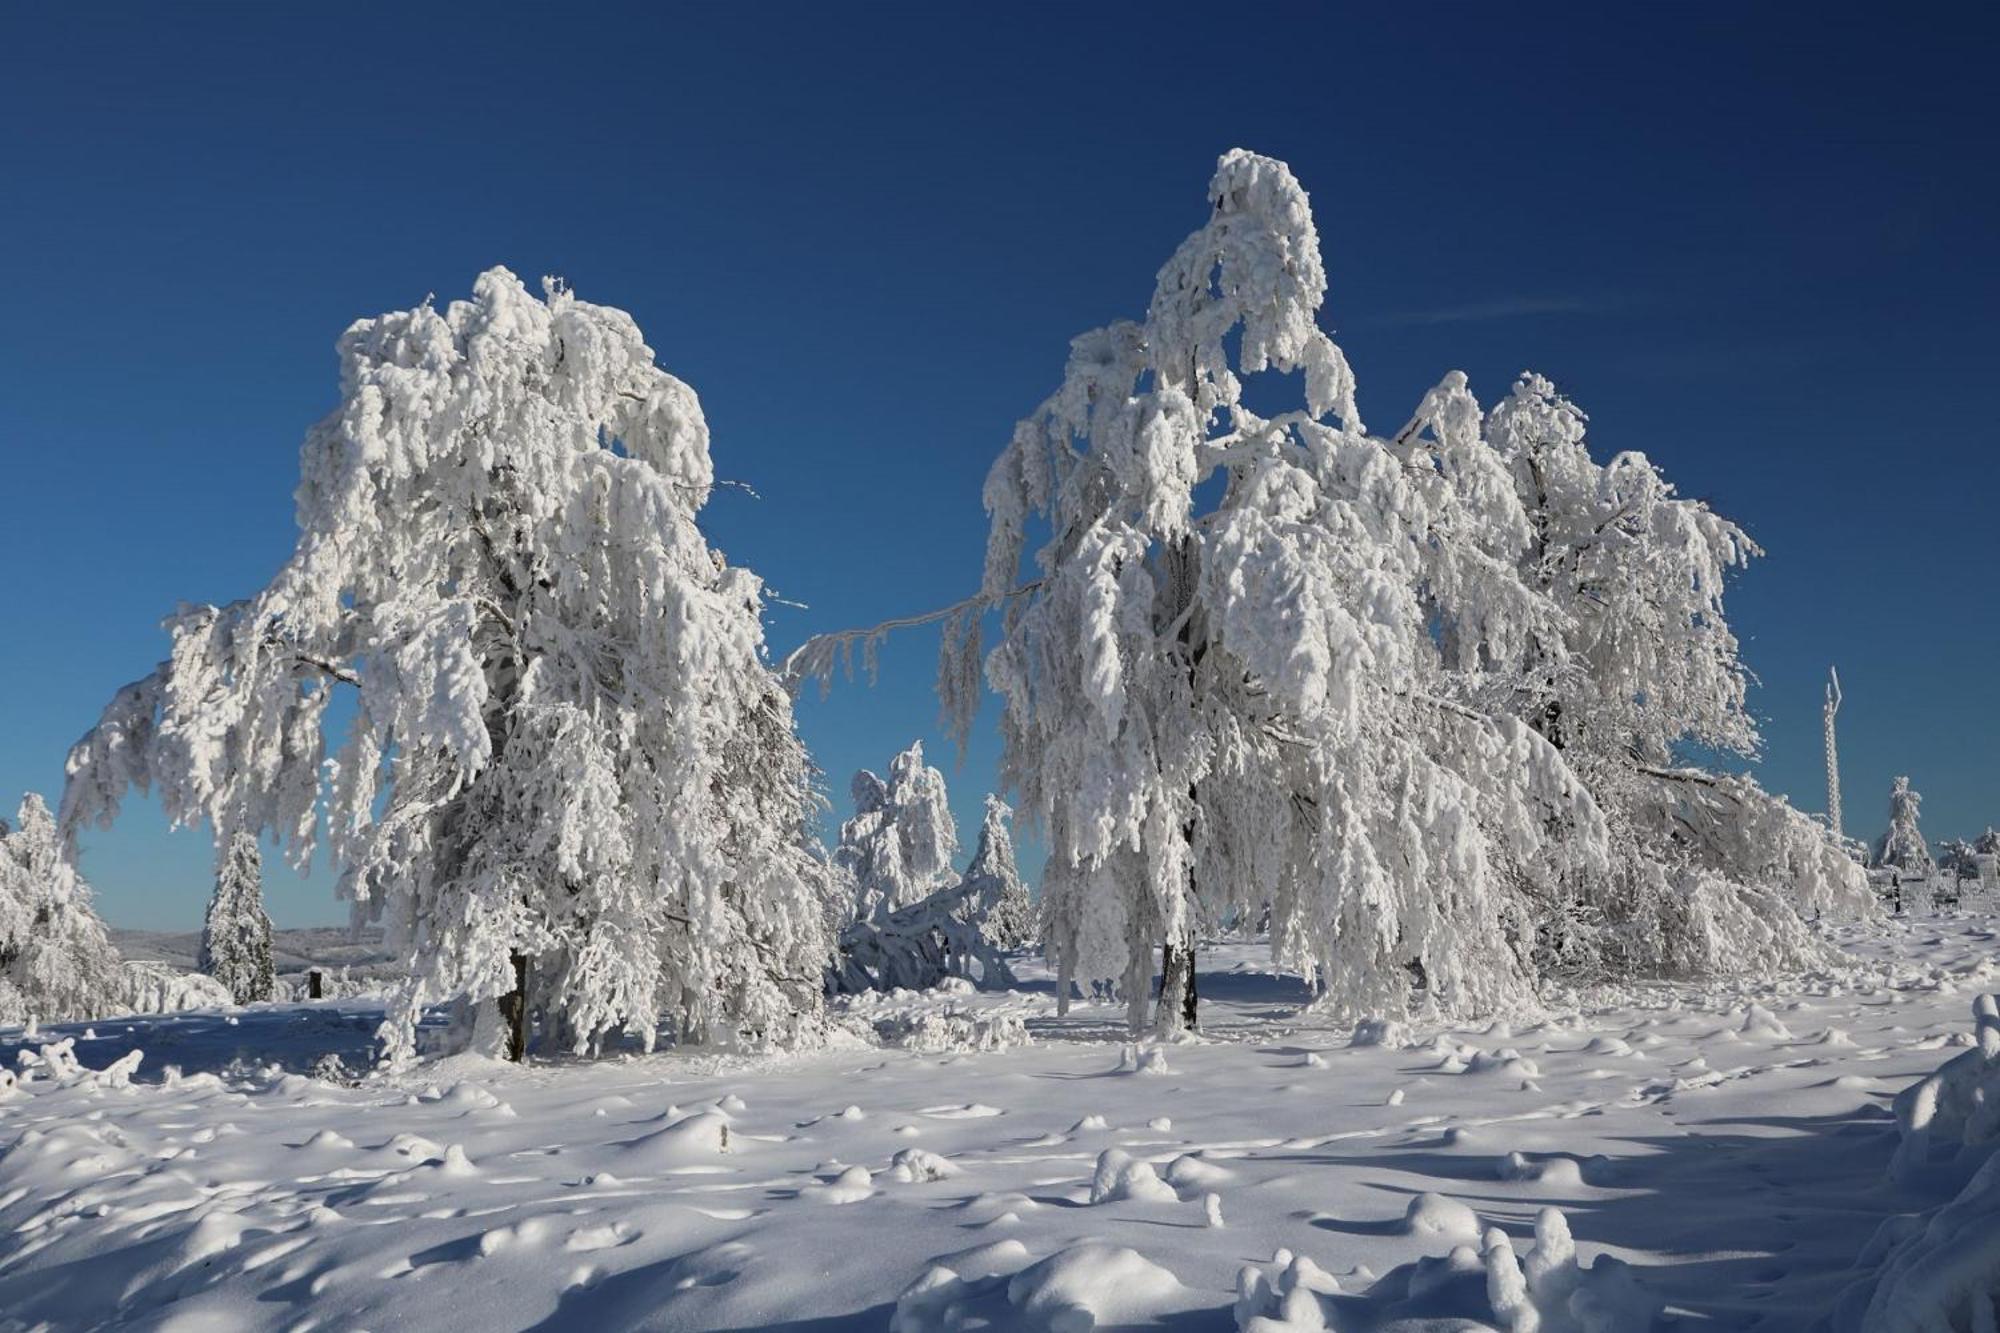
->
780;581;1043;695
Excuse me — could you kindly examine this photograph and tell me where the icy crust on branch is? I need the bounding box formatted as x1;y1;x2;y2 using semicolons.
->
0;795;127;1025
1833;993;2000;1330
834;741;960;925
63;270;831;1062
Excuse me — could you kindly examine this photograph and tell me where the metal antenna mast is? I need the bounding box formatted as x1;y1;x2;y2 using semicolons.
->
1824;666;1843;839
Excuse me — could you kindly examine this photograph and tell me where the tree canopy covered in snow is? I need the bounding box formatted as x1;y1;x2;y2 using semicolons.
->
937;150;1607;1030
925;149;1868;1031
1486;373;1869;978
62;270;831;1062
960;795;1034;950
0;794;126;1025
833;741;960;926
198;831;274;1005
1872;776;1933;876
827;754;1031;995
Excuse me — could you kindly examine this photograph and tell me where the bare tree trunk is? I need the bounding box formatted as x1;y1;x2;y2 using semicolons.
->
498;951;529;1062
1055;937;1075;1017
1123;946;1151;1033
1157;930;1198;1035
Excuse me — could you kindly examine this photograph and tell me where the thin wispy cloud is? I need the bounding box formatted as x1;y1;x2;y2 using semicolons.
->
1374;294;1618;326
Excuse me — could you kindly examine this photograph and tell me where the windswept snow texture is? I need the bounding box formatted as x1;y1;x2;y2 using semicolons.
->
3;912;1997;1331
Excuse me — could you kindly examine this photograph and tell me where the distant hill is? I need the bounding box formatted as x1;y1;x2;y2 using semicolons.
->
111;925;393;981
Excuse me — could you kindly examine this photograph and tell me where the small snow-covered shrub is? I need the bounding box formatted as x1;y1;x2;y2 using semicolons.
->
121;962;233;1015
867;1006;1028;1054
1234;1206;1660;1331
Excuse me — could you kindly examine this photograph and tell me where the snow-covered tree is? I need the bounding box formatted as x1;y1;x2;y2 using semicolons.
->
1484;374;1870;975
960;795;1034;949
1936;838;1977;906
828;878;1016;994
1872;776;1933;876
939;150;1608;1033
833;741;959;925
198;831;274;1005
62;269;831;1063
829;790;1033;995
0;794;127;1025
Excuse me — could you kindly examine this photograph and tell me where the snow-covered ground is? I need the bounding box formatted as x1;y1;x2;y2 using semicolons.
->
3;912;1996;1331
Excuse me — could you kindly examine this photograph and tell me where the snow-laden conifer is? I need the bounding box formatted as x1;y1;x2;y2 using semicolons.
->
1872;776;1933;876
960;795;1034;949
0;794;127;1024
940;150;1607;1031
198;831;274;1005
63;269;831;1062
833;741;959;925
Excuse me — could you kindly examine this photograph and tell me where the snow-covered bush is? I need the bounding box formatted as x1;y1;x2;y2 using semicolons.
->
1234;1206;1660;1331
276;965;387;1002
833;741;960;925
62;269;832;1062
121;961;234;1015
1833;993;2000;1330
199;831;274;1004
0;794;127;1025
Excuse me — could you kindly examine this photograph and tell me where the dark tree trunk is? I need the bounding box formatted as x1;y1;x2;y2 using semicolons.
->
1158;931;1198;1032
307;968;323;1000
498;951;530;1062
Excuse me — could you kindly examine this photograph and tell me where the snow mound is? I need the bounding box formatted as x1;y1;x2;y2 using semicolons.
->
614;1109;733;1167
895;1240;1184;1333
889;1147;962;1183
1116;1043;1173;1075
1008;1242;1188;1331
1401;1191;1482;1240
1350;1017;1411;1048
1738;1004;1795;1040
802;1164;874;1204
1497;1151;1586;1188
1089;1148;1178;1205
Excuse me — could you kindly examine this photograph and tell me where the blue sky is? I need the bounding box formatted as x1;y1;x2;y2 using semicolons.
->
2;5;1994;928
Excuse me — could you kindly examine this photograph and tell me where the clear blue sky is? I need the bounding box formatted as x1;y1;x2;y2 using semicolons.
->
2;4;1994;928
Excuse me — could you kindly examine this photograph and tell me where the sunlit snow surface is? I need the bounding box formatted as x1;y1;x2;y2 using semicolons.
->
3;911;1996;1331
